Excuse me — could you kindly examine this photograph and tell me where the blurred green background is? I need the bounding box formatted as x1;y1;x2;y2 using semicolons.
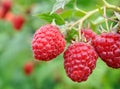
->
0;0;120;89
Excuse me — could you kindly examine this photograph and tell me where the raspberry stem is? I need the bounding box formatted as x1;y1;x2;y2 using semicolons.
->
103;6;109;32
71;5;120;29
74;0;87;15
92;16;117;26
102;0;120;12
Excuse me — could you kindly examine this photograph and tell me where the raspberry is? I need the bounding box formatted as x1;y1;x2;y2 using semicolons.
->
81;28;97;42
1;0;12;18
93;32;120;68
24;62;34;75
64;42;98;82
12;15;25;30
32;24;66;61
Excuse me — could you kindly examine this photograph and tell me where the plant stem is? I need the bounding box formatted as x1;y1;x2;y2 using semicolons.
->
92;16;117;26
70;7;104;29
74;0;87;14
102;0;120;12
107;4;120;12
75;7;87;14
101;0;109;6
70;2;120;29
103;6;109;32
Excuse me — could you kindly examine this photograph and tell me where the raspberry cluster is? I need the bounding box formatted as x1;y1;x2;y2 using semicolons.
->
31;24;120;82
64;29;120;82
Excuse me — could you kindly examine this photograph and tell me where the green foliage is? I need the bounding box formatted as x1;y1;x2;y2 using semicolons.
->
51;0;67;14
65;28;78;42
37;13;65;25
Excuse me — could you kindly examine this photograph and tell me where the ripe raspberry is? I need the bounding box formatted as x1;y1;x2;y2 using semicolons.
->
81;28;97;42
93;32;120;68
64;42;98;82
12;15;25;30
24;62;34;75
1;0;12;18
32;24;66;61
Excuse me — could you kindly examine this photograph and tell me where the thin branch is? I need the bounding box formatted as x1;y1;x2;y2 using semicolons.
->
74;0;87;14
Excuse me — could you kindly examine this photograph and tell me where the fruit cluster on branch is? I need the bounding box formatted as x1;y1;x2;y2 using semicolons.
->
24;0;120;83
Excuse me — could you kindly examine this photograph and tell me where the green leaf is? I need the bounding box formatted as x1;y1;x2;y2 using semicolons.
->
60;9;74;19
37;13;65;25
74;10;86;17
65;28;78;42
52;13;65;25
51;0;67;14
60;9;86;21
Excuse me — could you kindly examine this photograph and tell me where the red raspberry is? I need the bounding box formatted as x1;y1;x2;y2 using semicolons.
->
1;0;12;18
12;15;25;30
24;62;34;75
32;24;66;61
93;32;120;68
64;42;98;82
81;28;97;42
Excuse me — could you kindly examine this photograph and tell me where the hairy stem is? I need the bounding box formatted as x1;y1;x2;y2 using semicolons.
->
74;0;87;14
102;0;120;12
70;1;120;29
103;6;109;32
